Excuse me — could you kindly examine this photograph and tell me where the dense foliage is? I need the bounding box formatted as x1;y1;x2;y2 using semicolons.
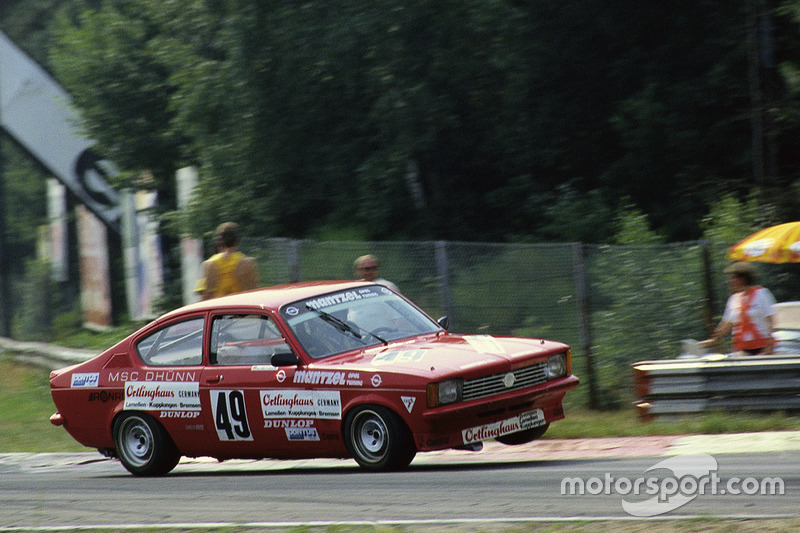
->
5;1;800;245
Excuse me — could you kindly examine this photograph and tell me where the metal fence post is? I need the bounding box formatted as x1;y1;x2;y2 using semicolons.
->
700;240;716;335
572;242;599;409
434;241;455;329
288;239;301;282
0;136;8;336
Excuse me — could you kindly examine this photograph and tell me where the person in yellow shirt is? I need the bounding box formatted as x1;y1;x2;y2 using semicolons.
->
200;222;259;300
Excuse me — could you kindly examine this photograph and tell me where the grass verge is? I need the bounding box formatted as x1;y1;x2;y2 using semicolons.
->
548;400;800;439
0;353;86;452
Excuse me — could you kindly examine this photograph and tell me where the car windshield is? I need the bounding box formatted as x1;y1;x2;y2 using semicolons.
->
280;285;441;359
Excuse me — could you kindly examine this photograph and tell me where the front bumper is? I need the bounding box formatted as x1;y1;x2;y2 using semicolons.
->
416;374;579;450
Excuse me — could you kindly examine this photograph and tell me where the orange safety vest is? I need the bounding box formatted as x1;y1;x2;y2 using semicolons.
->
733;286;770;351
208;252;245;298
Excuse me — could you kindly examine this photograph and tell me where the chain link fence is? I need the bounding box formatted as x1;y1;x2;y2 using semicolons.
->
244;237;800;409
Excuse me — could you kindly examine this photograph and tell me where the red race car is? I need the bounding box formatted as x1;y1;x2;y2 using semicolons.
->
50;281;579;476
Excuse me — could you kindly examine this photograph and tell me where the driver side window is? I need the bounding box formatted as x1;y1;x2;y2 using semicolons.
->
211;314;291;365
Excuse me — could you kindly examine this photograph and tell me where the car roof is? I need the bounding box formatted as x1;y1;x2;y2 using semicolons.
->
162;280;375;319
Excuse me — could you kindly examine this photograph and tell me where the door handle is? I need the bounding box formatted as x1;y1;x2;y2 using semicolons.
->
205;375;224;384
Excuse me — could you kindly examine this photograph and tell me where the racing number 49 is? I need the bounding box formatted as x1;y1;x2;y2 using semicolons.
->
211;390;253;441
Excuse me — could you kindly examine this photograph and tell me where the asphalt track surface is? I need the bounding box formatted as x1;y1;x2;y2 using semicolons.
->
2;432;800;530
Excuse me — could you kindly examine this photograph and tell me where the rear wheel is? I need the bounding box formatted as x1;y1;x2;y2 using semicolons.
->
345;406;416;471
495;423;550;445
113;412;181;476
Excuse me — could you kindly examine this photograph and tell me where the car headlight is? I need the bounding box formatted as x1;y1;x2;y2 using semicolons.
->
546;353;567;379
426;379;463;407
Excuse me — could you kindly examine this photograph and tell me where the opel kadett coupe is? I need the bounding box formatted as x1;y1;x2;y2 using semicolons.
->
50;281;579;476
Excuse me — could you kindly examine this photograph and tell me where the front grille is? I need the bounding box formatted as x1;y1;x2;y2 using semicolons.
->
462;361;549;401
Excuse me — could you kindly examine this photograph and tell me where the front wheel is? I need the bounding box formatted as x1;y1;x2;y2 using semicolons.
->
113;412;181;476
344;406;416;471
495;423;550;445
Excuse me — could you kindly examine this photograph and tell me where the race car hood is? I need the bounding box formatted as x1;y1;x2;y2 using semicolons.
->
361;333;567;379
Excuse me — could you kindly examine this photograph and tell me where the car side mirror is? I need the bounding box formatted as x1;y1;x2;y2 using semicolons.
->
271;351;300;367
437;316;449;331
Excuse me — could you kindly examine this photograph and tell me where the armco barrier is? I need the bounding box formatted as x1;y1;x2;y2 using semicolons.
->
633;355;800;418
0;337;94;370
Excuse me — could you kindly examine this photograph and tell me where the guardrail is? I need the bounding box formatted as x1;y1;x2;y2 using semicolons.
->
633;354;800;418
0;337;94;370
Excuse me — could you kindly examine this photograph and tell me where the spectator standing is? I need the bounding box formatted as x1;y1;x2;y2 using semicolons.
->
700;262;776;355
201;222;259;300
354;254;399;292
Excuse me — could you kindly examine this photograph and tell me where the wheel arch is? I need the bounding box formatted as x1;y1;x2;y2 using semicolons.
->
112;410;182;476
340;393;415;438
107;403;127;441
340;400;417;471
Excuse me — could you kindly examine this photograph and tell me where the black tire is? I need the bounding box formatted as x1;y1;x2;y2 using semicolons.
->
344;405;416;471
495;423;550;445
113;412;181;476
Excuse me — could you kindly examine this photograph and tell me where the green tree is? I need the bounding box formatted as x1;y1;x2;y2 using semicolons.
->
701;192;774;244
589;206;706;407
0;0;73;67
0;141;48;272
50;1;188;196
19;0;800;244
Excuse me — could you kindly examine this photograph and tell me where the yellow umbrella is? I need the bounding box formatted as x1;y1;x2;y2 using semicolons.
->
727;221;800;263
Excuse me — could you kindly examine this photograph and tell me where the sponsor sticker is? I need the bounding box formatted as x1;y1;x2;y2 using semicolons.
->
345;372;363;386
425;436;450;448
123;382;201;411
160;411;201;419
291;370;362;387
305;291;363;310
71;373;99;388
519;410;545;428
401;396;416;413
464;335;506;354
251;365;278;372
286;427;320;441
211;390;253;441
461;409;545;445
108;370;197;383
372;350;426;365
261;390;342;419
89;391;122;402
293;370;346;385
264;419;314;428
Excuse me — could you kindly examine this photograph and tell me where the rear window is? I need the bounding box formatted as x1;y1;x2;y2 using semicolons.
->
136;318;204;366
